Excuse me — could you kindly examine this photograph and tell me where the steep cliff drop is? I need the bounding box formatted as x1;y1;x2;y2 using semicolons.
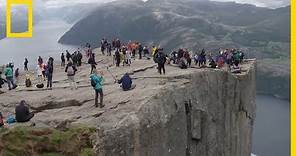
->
0;49;256;156
94;60;256;156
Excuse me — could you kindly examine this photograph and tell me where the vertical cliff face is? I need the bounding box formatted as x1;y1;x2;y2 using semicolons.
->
94;60;256;156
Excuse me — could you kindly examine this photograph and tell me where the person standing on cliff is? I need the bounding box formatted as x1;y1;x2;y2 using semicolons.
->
88;53;97;75
38;56;43;66
14;68;19;85
155;50;167;75
4;64;16;90
46;58;54;89
66;50;71;62
90;69;104;108
65;61;78;90
24;58;29;71
61;53;66;67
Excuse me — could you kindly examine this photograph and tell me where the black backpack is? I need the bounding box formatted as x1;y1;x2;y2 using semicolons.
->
25;78;32;87
91;77;96;87
36;83;44;88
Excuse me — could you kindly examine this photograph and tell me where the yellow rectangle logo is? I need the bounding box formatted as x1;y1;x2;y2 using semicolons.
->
6;0;33;38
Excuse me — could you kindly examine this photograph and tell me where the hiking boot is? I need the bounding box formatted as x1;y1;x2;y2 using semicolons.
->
100;104;105;108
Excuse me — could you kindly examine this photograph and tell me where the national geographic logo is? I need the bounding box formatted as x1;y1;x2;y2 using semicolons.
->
6;0;33;38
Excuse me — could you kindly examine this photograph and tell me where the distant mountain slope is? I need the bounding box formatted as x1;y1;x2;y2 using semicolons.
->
59;0;289;50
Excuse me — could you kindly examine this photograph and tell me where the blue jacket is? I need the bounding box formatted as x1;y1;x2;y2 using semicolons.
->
118;74;132;91
90;74;103;90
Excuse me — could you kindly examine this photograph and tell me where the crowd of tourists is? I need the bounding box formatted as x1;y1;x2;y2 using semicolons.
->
0;37;246;126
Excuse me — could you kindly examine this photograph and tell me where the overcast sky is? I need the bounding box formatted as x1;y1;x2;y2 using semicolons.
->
0;0;290;8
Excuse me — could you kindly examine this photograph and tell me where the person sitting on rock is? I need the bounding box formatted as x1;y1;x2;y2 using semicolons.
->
15;100;34;123
209;58;217;68
117;73;136;91
179;57;188;69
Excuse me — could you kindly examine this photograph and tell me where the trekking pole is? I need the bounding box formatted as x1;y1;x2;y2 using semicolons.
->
106;67;117;82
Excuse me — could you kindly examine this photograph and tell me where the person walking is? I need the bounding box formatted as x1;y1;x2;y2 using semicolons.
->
24;58;29;71
66;50;71;62
88;53;97;74
115;49;121;67
138;43;143;59
4;64;16;90
38;56;43;66
46;59;54;89
65;61;78;90
90;70;104;108
61;53;66;67
14;68;19;85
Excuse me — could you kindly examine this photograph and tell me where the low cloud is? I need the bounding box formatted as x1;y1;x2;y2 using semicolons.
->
0;0;290;8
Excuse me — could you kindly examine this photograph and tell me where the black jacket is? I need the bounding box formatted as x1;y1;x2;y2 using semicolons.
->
15;104;30;122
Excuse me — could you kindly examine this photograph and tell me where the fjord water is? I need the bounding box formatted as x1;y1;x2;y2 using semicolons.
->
0;20;290;156
0;19;78;69
253;95;290;156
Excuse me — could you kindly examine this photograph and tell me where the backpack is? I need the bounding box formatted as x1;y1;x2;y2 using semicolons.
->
67;66;75;76
36;83;44;88
91;77;97;87
25;78;32;87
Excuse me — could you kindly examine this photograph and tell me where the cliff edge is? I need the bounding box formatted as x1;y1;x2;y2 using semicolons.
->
0;49;256;156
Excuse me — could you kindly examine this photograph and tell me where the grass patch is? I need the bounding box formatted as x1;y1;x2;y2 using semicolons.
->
0;126;96;156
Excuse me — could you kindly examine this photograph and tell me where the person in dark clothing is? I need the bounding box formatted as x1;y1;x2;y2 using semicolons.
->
61;53;65;67
66;50;71;62
46;59;54;89
72;52;78;66
14;68;19;85
143;46;149;58
177;49;184;63
209;58;217;68
88;53;97;74
107;43;112;56
138;43;143;59
115;50;121;67
101;38;106;55
112;39;116;50
117;73;136;91
156;51;167;75
15;100;34;122
184;50;191;67
115;39;121;51
24;58;29;71
77;51;83;66
38;56;43;65
179;57;188;69
198;49;207;67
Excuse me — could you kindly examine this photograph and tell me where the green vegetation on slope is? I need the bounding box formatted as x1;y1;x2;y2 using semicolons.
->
0;126;96;156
